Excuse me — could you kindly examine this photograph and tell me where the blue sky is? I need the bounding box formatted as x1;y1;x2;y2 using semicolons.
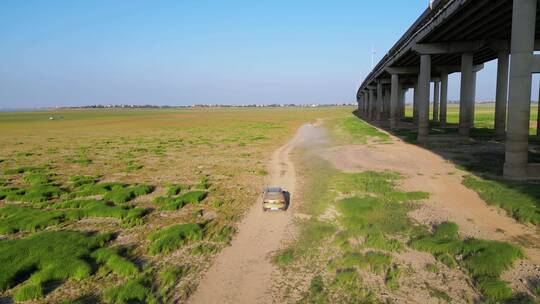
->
0;1;532;108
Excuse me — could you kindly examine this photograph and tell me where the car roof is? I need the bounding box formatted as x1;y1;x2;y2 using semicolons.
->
266;187;282;192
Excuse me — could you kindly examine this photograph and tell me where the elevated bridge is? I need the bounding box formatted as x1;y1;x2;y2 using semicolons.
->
357;0;540;179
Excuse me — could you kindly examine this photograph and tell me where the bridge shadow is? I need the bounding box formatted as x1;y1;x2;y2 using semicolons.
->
352;110;540;216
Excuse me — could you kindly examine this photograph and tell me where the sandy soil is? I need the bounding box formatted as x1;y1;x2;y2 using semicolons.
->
189;124;319;304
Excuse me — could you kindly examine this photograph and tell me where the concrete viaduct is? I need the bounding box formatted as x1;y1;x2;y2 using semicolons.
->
356;0;540;180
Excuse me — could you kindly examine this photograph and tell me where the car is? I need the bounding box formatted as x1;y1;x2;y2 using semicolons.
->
262;187;287;211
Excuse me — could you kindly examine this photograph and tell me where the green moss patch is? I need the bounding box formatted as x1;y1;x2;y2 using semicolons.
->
69;175;98;187
463;175;540;225
91;248;139;278
0;231;113;299
0;206;65;234
334;116;390;144
329;251;392;274
411;221;523;301
73;182;153;204
0;184;63;204
154;190;207;210
103;278;157;304
148;223;204;255
57;199;149;227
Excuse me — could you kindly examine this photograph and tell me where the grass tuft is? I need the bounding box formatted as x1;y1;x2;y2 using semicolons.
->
91;247;139;278
411;221;523;301
69;175;97;187
103;278;157;304
155;190;207;210
463;175;540;225
0;205;64;234
57;199;149;227
0;231;113;297
148;223;204;255
335;116;390;144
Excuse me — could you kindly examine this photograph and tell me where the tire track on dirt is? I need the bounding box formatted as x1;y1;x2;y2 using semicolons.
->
189;125;312;304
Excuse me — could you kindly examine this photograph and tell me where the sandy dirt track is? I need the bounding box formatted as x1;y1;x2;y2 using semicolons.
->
189;124;317;304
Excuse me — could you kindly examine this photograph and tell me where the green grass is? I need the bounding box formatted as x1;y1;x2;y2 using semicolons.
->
154;190;208;210
385;265;401;291
91;248;139;278
410;221;523;302
334;171;429;251
0;231;113;299
329;251;392;274
462;175;540;225
103;278;157;304
165;184;188;196
334;115;390;144
0;205;65;234
191;243;219;255
0;199;150;235
148;223;204;255
72;182;154;204
69;175;98;187
159;265;187;287
62;199;149;227
0;184;63;204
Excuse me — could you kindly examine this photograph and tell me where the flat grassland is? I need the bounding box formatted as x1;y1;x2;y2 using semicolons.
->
409;103;539;134
0;107;349;303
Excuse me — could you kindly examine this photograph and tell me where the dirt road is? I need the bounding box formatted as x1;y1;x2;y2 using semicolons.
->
189;124;317;304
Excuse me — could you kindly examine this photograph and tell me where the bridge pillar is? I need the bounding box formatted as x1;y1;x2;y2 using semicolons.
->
470;71;477;128
505;0;537;179
433;80;440;123
369;88;376;120
495;51;510;138
377;81;383;121
413;81;418;126
418;54;431;142
363;92;368;116
440;71;448;127
384;86;391;121
536;86;540;136
390;73;399;129
459;53;474;136
399;87;406;119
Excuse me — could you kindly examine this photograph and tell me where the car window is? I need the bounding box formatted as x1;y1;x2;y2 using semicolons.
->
267;187;282;193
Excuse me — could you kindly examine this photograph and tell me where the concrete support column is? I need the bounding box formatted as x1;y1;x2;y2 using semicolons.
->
413;82;418;126
440;71;449;127
433;81;440;123
399;88;406;119
418;54;431;142
384;87;391;120
362;92;367;115
368;89;375;120
537;94;540;136
459;53;474;136
537;97;540;136
470;72;477;127
495;51;510;138
505;0;537;178
390;73;399;129
377;81;383;121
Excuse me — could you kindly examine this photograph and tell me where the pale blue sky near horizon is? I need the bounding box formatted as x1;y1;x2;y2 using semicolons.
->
1;0;538;108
